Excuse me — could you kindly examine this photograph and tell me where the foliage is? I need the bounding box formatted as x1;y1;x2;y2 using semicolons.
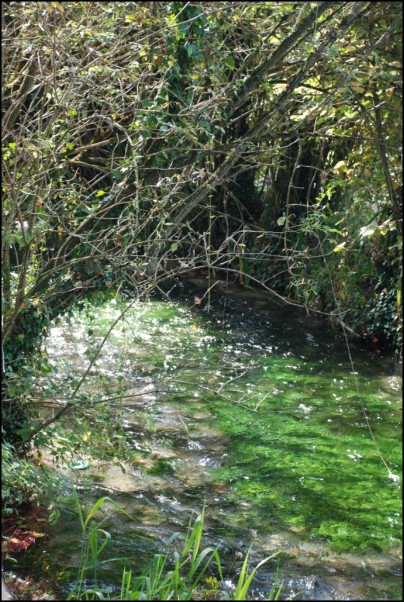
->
68;490;281;600
1;439;62;517
363;284;402;350
258;0;402;349
1;7;401;600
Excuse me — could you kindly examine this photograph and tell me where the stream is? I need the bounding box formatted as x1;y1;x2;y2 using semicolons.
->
5;279;402;600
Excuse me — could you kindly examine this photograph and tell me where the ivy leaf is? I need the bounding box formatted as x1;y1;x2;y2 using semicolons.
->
326;46;339;58
225;55;235;71
186;43;195;57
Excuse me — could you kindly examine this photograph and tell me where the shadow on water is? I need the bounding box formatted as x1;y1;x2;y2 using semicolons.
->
4;280;402;600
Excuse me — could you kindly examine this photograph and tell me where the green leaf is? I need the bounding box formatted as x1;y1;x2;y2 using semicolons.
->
179;21;191;33
186;43;195;57
225;55;235;71
277;216;286;226
326;46;339;58
95;190;106;197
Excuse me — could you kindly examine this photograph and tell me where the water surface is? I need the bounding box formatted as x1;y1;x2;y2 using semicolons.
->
6;282;402;599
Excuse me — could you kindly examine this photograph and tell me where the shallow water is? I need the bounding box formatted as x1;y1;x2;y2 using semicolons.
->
6;281;402;599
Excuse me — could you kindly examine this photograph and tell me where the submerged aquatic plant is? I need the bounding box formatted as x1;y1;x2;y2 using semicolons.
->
68;489;282;600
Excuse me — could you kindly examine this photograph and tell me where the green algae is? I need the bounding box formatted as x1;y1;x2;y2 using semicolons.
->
62;296;402;555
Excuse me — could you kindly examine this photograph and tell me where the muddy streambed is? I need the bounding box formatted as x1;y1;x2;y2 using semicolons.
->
6;281;402;599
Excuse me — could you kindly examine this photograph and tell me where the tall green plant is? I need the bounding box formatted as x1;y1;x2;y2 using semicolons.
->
68;490;281;600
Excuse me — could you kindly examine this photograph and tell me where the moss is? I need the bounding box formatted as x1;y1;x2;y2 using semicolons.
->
147;459;178;477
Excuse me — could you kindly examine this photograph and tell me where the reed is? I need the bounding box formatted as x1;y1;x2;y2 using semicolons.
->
68;489;282;600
